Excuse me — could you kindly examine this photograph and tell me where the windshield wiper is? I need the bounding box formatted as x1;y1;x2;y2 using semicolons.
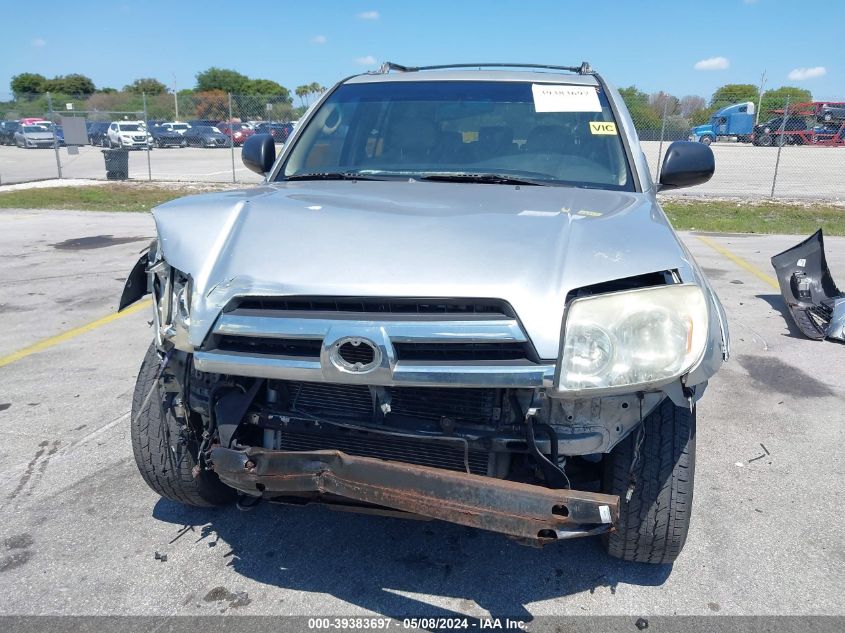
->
285;171;385;181
417;173;549;186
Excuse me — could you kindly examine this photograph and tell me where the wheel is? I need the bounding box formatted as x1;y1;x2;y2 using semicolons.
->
106;137;113;148
601;398;695;564
775;134;789;147
700;136;712;146
131;343;237;507
757;134;773;147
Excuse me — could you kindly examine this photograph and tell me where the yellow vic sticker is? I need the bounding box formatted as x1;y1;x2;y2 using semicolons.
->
589;121;617;135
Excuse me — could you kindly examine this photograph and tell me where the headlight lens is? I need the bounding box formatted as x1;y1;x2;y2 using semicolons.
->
558;285;708;392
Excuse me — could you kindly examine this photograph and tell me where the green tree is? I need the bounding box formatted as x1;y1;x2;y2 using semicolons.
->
760;86;813;114
618;86;661;131
247;79;291;100
710;84;758;108
11;72;47;96
44;74;96;95
124;78;168;95
195;67;250;94
98;87;117;94
295;84;310;107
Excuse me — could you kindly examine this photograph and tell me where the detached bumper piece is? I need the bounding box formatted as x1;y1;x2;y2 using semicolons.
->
210;448;619;543
771;229;845;342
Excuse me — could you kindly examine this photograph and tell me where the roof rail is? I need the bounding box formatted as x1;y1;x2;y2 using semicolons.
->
377;62;594;75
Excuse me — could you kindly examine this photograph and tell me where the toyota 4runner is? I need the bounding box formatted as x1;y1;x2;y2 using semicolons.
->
120;62;728;563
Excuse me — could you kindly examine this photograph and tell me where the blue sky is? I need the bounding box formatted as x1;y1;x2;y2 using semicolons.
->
2;0;841;100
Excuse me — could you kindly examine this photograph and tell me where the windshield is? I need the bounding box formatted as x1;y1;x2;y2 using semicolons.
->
281;80;633;190
119;124;142;132
23;126;49;133
172;124;188;130
194;126;217;134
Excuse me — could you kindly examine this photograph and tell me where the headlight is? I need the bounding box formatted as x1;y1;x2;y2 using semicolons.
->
558;285;708;393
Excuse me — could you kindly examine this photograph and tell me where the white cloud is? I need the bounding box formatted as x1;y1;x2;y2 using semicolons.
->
788;66;826;80
357;10;379;19
311;35;327;44
31;38;46;47
355;55;377;66
694;56;730;71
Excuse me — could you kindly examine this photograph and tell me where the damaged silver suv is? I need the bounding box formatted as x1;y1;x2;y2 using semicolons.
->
120;62;729;564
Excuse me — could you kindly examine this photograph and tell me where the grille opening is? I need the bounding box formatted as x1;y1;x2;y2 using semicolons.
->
394;342;529;362
231;296;516;317
269;381;501;427
337;341;375;366
216;335;321;357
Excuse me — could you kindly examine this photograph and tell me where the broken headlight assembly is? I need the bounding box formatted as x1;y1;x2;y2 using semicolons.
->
557;285;708;394
149;245;192;351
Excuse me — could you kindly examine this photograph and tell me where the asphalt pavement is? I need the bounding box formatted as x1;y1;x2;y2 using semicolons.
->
0;208;843;619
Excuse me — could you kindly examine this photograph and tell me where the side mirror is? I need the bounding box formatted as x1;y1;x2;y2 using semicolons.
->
242;134;276;175
658;141;714;190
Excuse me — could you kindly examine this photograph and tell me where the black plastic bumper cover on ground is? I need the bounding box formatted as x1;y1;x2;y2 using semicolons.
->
771;229;845;341
210;448;619;542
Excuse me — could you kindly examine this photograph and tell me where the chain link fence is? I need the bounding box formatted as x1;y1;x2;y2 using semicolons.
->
1;88;844;199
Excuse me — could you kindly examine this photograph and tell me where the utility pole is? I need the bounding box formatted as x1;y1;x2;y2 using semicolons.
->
755;70;767;124
173;73;179;120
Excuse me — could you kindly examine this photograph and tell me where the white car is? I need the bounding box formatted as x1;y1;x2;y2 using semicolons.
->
106;121;153;149
159;122;191;135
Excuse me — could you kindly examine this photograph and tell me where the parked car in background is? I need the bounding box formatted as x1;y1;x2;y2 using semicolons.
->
183;125;231;148
87;121;110;146
150;125;187;148
160;121;191;135
253;122;294;143
217;122;254;146
34;122;65;146
106;121;154;149
0;121;20;145
14;124;55;148
188;119;221;128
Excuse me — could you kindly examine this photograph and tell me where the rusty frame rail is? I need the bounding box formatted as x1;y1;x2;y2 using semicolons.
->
211;448;619;541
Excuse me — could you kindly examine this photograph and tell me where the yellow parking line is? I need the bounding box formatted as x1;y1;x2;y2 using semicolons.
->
696;235;780;290
0;299;151;369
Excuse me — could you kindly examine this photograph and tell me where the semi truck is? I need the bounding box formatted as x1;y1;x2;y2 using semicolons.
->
689;101;755;145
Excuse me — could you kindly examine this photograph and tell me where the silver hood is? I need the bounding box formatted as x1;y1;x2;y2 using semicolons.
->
153;181;702;359
22;131;54;141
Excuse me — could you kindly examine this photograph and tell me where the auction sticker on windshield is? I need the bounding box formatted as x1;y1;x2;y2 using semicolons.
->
531;84;602;113
589;121;617;135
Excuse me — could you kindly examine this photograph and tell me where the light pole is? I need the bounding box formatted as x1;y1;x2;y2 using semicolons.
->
173;73;179;120
755;71;767;124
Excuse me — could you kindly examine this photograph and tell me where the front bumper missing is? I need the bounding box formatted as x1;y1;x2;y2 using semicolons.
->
210;448;619;542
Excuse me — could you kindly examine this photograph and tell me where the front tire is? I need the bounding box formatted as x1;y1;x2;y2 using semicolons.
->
602;398;695;564
130;344;237;507
700;136;712;146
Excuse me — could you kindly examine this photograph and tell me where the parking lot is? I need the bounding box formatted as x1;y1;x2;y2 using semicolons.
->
0;208;843;619
1;141;844;199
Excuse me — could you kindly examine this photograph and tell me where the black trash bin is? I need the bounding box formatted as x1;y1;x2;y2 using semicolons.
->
101;148;129;180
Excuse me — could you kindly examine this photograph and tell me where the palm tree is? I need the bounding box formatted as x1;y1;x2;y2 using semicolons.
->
295;85;309;108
